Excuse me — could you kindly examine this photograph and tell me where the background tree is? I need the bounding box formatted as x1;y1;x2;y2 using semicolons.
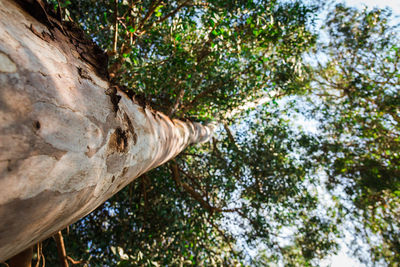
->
306;4;400;265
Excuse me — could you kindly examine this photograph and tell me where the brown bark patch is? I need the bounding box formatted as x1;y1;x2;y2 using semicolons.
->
105;87;121;113
27;24;50;42
123;113;137;145
32;120;41;130
108;127;128;153
85;145;96;158
77;66;92;81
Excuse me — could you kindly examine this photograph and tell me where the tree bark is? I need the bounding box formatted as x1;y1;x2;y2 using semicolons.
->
0;0;213;261
8;246;32;267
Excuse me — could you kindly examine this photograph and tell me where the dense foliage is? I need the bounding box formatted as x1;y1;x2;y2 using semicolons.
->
308;5;400;264
37;0;399;266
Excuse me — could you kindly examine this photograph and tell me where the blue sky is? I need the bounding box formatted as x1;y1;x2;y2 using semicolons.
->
343;0;400;14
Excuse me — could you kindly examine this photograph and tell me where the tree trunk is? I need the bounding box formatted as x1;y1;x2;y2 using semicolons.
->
0;0;213;261
8;246;32;267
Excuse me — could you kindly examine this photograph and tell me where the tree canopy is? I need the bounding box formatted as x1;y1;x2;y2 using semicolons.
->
16;0;399;266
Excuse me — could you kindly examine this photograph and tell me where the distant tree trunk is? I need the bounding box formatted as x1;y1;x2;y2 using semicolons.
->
0;0;213;261
8;247;33;267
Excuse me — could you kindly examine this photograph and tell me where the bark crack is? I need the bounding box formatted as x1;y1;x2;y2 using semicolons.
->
35;100;78;114
105;86;121;113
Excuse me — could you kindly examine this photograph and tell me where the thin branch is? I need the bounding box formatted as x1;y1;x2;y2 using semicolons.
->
141;174;150;216
52;233;86;266
179;68;246;114
168;86;185;116
66;256;86;265
39;243;45;267
223;123;246;158
35;244;40;267
170;161;241;214
207;217;235;251
180;152;204;158
195;19;220;64
34;242;44;267
137;0;163;32
113;0;119;54
170;161;213;212
179;80;223;113
128;182;134;207
111;0;163;74
223;123;235;144
316;93;342;99
155;0;191;24
53;231;69;267
178;167;204;192
212;138;222;158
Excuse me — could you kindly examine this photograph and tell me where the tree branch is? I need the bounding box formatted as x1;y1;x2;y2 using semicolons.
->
223;123;245;158
34;242;44;267
178;166;204;192
168;86;185;116
170;161;213;212
155;0;191;24
53;231;68;267
170;161;240;214
207;217;234;251
66;256;86;265
113;0;119;54
179;80;223;113
138;0;163;31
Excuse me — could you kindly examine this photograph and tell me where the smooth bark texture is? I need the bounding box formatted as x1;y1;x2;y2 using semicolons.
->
0;0;213;261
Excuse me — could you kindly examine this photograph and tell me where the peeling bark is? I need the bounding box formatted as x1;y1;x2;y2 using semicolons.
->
0;0;213;261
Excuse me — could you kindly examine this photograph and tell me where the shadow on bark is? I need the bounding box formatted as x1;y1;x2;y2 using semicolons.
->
0;0;109;262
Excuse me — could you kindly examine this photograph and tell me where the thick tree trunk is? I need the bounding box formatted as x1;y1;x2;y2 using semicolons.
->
0;0;213;261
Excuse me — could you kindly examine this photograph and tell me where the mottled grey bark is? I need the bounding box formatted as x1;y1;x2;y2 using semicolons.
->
0;0;213;261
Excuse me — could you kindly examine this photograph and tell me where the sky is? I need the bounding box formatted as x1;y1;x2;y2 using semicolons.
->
344;0;400;14
325;1;398;267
